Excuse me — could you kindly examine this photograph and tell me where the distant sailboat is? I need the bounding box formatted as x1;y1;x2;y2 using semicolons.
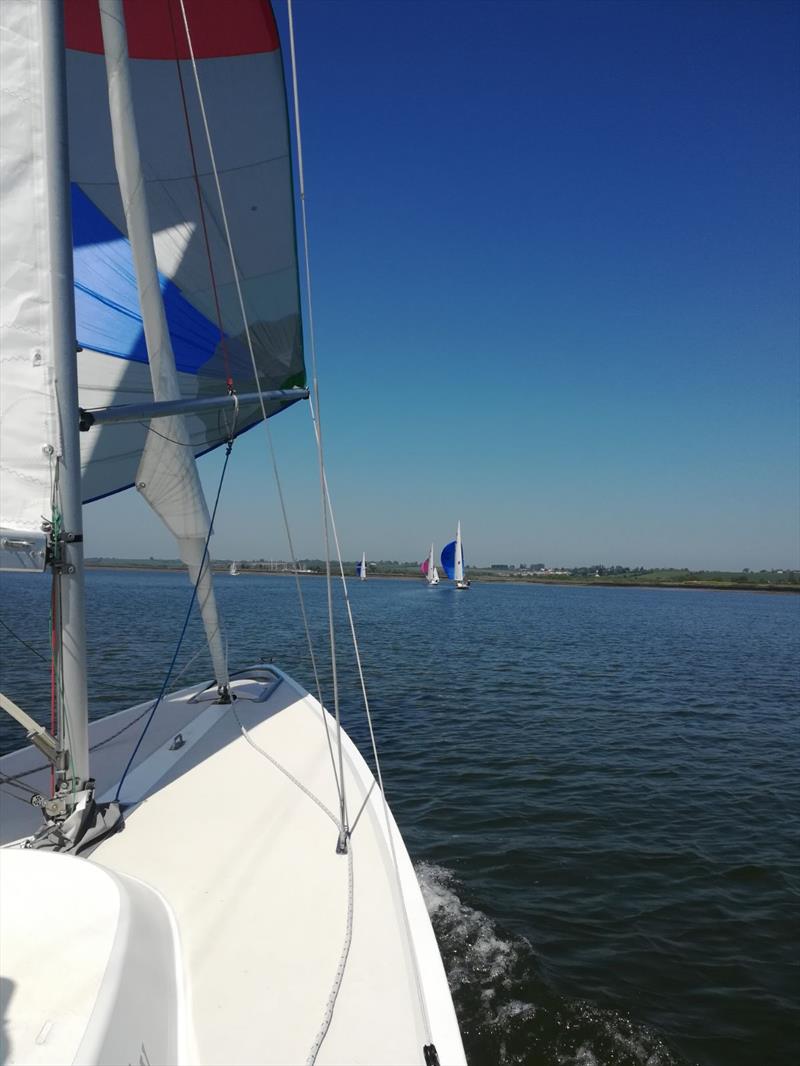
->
230;561;240;577
442;521;470;589
420;543;440;586
356;551;367;580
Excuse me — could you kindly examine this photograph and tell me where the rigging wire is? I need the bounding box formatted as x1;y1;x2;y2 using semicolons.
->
308;404;435;1043
285;0;349;843
175;0;346;822
113;439;234;803
285;2;435;1039
0;617;49;663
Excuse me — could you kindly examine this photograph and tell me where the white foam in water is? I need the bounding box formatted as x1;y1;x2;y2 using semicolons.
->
567;1047;599;1066
416;861;531;990
415;862;682;1066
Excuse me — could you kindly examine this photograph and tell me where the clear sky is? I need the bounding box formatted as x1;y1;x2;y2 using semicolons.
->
85;0;799;570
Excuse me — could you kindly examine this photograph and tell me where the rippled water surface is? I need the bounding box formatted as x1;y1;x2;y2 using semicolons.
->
1;571;798;1066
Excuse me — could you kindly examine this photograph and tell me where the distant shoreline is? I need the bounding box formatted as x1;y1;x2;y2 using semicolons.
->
83;564;799;593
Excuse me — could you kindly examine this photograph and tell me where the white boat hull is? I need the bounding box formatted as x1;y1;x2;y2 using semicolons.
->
0;666;465;1065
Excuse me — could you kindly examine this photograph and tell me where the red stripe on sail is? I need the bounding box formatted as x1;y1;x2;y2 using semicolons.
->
65;0;279;59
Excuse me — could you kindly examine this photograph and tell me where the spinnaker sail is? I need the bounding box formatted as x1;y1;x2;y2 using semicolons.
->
441;541;456;580
441;523;466;583
76;0;305;501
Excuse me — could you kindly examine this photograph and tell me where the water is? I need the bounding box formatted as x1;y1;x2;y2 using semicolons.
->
1;570;798;1066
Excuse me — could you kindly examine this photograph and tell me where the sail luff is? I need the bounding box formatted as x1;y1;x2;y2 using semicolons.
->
98;0;228;689
455;521;464;583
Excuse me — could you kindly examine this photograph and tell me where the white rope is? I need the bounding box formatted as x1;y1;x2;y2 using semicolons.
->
231;701;353;1066
176;0;345;820
306;843;354;1065
232;703;338;826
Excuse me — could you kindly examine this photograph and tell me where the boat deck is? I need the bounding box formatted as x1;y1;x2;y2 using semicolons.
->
0;668;465;1065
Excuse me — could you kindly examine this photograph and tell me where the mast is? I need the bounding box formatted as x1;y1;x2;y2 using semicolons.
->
40;0;90;788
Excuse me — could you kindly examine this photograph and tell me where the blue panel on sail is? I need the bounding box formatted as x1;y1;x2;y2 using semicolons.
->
71;184;222;374
441;540;456;580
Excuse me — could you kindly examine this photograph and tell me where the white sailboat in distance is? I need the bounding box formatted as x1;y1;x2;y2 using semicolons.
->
356;551;367;580
230;560;241;576
421;543;440;585
442;522;470;589
0;2;466;1064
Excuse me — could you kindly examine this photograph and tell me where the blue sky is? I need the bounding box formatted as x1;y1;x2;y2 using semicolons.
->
85;0;799;570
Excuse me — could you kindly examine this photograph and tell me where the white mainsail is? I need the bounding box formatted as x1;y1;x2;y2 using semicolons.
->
0;0;58;571
426;543;440;585
454;520;465;583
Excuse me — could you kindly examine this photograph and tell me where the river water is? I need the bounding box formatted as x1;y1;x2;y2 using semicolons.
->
1;570;797;1065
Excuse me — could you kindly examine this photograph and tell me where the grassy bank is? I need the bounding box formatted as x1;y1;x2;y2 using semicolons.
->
84;559;799;592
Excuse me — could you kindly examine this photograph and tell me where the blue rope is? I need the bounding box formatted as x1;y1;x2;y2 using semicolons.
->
114;440;234;802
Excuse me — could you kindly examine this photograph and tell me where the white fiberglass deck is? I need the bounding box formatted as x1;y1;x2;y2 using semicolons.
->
0;667;465;1066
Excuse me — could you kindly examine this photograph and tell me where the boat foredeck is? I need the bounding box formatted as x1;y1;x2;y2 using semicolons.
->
0;668;464;1065
91;670;462;1065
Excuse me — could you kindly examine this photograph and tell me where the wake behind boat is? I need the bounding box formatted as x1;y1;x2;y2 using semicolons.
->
0;2;466;1063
